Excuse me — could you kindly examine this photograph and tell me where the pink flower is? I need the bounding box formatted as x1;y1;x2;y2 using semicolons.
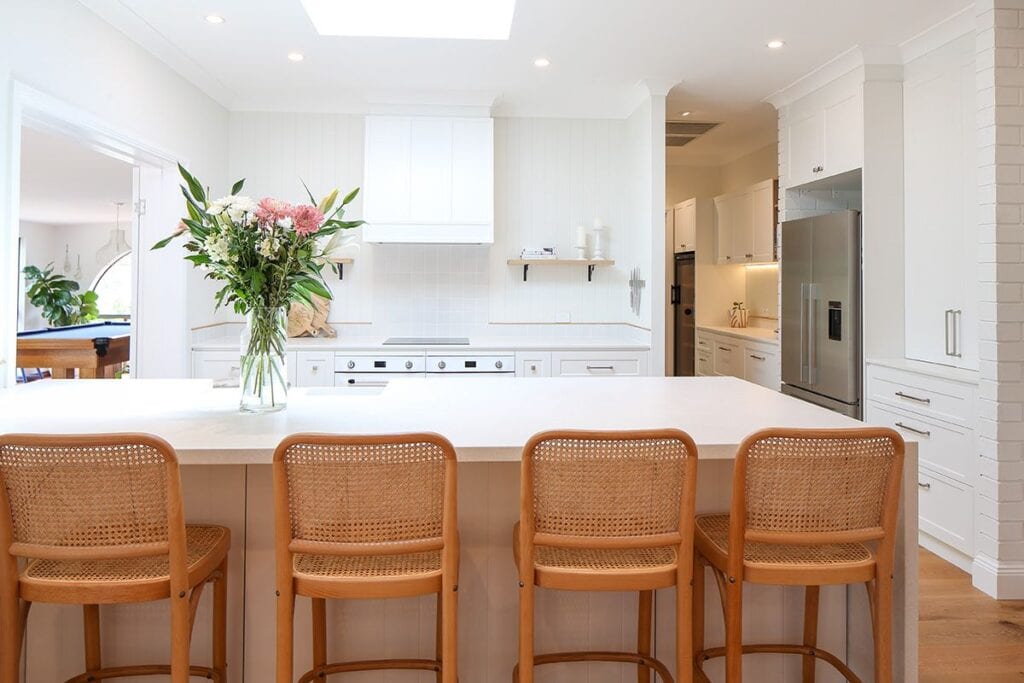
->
255;197;293;227
291;204;325;237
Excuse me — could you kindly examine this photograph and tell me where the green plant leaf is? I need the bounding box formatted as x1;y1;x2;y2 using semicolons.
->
231;178;246;195
341;187;359;206
178;164;207;204
151;235;176;250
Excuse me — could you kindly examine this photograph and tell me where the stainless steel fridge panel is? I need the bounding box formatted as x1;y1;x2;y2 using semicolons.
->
781;383;861;419
781;217;812;388
673;253;695;376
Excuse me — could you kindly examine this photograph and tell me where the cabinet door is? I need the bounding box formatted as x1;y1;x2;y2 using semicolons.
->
729;192;755;263
712;339;741;377
296;352;334;387
696;351;712;376
786;110;823;187
408;118;453;224
665;209;675;253
752;181;776;262
823;91;863;177
743;344;779;390
515;351;551;377
451;118;493;224
674;201;696;252
363;117;411;223
714;197;733;265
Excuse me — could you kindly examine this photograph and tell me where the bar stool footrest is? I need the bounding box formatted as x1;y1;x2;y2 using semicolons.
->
514;650;674;683
65;664;221;682
298;657;440;682
696;643;861;683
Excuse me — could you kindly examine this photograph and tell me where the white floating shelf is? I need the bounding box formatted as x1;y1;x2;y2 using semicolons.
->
507;258;615;282
328;258;354;280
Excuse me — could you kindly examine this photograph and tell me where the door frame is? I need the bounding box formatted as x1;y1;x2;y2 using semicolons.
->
4;82;185;385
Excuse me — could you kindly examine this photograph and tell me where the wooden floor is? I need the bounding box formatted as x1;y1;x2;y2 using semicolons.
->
919;548;1024;681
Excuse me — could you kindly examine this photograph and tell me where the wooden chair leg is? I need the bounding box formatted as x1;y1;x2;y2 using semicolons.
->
1;591;22;682
312;598;327;676
802;586;820;683
724;579;743;683
83;604;102;674
213;559;228;681
276;584;295;683
874;571;893;683
638;590;653;683
517;581;535;683
170;589;192;683
441;576;458;683
676;569;693;683
435;592;443;683
692;554;705;675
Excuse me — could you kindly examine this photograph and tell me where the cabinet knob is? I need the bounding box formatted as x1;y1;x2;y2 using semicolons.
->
725;255;731;260
495;360;503;369
405;360;413;369
745;253;753;258
311;365;319;373
438;361;447;369
530;364;537;371
347;360;355;369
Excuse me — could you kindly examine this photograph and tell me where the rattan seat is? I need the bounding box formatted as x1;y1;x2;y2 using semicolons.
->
694;514;873;585
692;428;905;683
21;524;229;603
0;433;230;683
513;430;698;683
274;433;459;683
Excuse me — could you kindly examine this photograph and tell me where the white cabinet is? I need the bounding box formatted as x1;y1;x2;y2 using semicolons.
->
785;86;863;187
711;339;741;377
363;116;494;244
695;330;780;390
903;34;977;370
515;352;551;377
192;350;298;387
671;198;710;253
743;342;780;391
551;351;648;377
714;180;776;264
296;351;334;387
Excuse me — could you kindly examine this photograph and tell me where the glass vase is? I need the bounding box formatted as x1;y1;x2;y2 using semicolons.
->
239;306;288;413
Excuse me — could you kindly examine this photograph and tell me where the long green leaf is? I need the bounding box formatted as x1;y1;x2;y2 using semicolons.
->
178;164;207;204
151;235;176;250
231;178;246;195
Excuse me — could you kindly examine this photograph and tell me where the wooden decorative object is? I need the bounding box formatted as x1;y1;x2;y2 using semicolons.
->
513;429;699;683
273;433;459;683
692;427;905;683
287;294;335;338
0;433;231;683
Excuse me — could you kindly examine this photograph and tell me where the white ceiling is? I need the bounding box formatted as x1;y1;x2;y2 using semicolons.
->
19;127;134;226
80;0;971;164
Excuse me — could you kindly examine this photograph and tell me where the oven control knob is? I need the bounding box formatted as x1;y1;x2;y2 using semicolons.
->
347;360;355;369
495;360;503;369
438;361;447;370
405;361;413;369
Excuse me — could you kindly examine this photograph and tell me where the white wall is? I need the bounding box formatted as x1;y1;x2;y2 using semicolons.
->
0;0;230;382
17;220;58;330
227;110;655;341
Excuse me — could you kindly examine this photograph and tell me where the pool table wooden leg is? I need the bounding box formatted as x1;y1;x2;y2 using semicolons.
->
53;368;75;379
79;368;97;379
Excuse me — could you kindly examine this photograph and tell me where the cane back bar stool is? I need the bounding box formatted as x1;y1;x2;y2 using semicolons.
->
693;427;905;683
0;433;231;683
514;429;699;683
273;433;459;683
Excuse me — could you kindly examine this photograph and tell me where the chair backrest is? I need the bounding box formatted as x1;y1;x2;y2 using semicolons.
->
0;433;188;586
729;428;905;558
273;433;457;557
520;429;698;552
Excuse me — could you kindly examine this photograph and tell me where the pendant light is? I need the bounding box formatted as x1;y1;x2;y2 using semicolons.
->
96;202;131;265
62;244;72;275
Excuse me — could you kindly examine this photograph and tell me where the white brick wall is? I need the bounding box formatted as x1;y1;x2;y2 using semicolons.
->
975;0;1024;595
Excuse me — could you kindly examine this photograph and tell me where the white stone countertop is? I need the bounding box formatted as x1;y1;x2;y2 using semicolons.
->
697;324;779;345
0;376;875;464
192;335;652;352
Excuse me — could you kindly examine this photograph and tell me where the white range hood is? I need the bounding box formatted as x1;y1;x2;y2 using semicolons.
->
362;115;494;244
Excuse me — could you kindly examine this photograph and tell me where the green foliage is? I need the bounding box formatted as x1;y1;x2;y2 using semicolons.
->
23;263;100;327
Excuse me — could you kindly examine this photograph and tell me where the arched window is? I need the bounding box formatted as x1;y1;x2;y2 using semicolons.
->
90;251;132;319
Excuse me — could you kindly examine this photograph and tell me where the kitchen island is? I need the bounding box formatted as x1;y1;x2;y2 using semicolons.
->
0;377;917;682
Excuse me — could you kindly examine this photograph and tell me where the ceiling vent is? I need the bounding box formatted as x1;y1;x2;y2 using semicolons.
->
666;121;718;147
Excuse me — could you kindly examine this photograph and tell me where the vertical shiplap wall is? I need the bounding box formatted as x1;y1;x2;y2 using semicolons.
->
227;112;649;334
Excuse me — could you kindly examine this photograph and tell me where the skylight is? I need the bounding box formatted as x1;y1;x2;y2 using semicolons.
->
300;0;516;40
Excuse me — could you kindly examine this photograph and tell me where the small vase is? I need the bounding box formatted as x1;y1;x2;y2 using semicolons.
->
239;306;288;413
729;308;749;328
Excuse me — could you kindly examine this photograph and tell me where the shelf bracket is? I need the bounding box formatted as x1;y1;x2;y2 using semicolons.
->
335;262;345;280
587;264;595;282
522;263;529;282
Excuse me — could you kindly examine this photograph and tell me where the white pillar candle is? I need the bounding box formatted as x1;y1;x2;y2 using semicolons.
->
574;225;586;248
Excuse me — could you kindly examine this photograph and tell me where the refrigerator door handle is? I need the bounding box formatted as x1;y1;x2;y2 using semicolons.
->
807;284;817;385
799;283;809;382
670;284;680;306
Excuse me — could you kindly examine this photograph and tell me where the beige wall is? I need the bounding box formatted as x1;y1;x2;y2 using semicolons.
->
665;165;722;207
719;143;778;194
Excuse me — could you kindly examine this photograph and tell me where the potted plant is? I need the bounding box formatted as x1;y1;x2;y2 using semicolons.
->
153;165;361;413
22;263;99;327
729;301;749;328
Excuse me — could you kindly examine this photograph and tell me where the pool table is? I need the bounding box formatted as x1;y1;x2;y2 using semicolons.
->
17;321;131;379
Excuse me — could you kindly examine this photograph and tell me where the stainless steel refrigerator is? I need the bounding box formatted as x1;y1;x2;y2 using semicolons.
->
671;252;695;376
780;210;862;418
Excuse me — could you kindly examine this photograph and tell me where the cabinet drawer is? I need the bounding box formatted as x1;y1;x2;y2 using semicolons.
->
192;351;241;385
866;402;974;483
917;467;973;556
743;346;779;390
552;351;646;377
866;364;974;427
712;340;741;377
696;350;713;377
296;352;334;387
696;334;713;355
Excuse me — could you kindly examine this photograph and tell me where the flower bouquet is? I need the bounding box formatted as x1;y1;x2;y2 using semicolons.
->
154;164;362;412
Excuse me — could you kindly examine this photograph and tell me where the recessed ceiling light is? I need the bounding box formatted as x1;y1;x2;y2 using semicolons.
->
288;52;305;62
534;57;550;68
767;39;785;49
300;0;516;40
205;14;225;24
680;111;692;117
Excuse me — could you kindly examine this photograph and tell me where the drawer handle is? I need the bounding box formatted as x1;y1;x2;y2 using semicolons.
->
586;365;615;371
894;391;930;405
718;346;731;352
917;482;931;490
749;354;765;361
346;379;389;387
895;422;930;437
